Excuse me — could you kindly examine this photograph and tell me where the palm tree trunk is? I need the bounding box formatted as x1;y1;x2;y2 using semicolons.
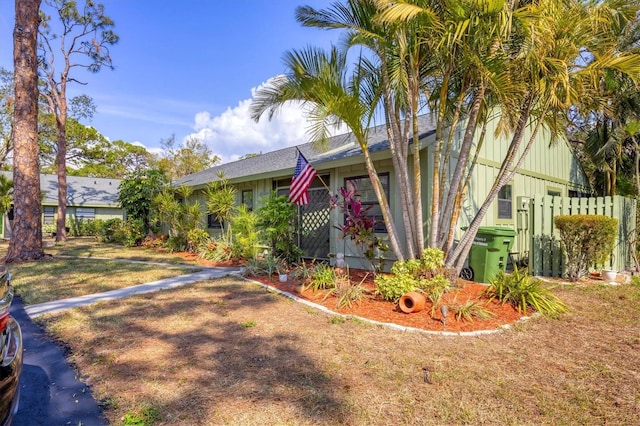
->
448;105;540;271
380;58;415;259
359;136;405;261
440;84;486;259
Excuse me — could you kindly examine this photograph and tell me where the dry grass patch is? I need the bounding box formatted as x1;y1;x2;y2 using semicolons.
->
10;257;194;305
39;276;640;425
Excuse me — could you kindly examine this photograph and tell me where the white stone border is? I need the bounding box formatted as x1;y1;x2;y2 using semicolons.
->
237;274;536;337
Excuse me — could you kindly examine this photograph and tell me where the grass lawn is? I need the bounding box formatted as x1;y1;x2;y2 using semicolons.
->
37;266;640;425
0;237;201;306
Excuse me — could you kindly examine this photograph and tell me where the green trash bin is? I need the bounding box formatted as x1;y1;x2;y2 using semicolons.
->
467;226;516;283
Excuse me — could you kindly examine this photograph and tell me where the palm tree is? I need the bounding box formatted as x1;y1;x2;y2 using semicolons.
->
250;45;407;260
297;0;431;259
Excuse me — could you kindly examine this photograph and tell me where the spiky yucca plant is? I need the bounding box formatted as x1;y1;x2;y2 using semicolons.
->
484;267;568;318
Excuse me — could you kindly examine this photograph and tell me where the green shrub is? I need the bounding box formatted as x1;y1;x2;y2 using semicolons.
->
555;214;618;281
187;228;210;253
198;239;233;263
424;274;451;314
374;248;450;302
231;205;261;259
483;267;568;318
42;223;56;237
256;191;302;264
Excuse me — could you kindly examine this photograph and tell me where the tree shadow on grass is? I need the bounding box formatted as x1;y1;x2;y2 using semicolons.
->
45;277;352;424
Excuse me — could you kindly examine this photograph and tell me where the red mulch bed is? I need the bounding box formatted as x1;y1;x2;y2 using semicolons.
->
252;269;525;333
174;252;525;333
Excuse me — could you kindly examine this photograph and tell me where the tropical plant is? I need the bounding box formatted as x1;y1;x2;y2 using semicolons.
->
256;191;302;264
483;267;568;318
198;238;234;263
450;300;495;322
206;172;237;241
186;228;210;253
230;205;261;260
424;274;451;316
332;280;366;309
152;185;202;252
306;262;337;292
331;186;390;272
375;248;450;302
291;261;315;281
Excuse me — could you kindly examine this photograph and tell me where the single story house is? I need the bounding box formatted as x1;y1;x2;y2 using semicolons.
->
175;112;591;269
0;172;124;238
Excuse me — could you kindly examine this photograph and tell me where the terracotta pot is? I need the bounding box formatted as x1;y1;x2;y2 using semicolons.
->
399;292;426;314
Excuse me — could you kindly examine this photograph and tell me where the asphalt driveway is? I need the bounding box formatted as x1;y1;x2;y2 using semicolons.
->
10;295;108;426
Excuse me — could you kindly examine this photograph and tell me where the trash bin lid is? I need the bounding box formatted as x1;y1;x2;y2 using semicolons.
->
476;226;516;237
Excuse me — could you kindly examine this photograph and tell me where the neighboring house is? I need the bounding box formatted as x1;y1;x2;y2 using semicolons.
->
0;172;123;238
176;112;591;268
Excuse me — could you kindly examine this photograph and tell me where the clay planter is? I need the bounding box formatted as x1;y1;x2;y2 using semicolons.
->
399;291;426;314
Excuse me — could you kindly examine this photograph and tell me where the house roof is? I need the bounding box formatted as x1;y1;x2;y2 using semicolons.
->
1;171;121;207
175;114;437;188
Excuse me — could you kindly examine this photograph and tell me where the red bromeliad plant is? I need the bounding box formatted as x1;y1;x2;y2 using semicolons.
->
331;187;389;272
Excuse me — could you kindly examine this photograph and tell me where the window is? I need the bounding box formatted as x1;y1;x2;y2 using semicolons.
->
547;188;561;197
207;214;223;229
241;190;253;211
569;189;591;198
344;173;390;233
44;206;56;225
497;185;512;220
75;208;95;220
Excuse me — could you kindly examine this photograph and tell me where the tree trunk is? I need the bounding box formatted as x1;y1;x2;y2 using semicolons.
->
7;0;44;263
357;134;405;262
56;109;68;242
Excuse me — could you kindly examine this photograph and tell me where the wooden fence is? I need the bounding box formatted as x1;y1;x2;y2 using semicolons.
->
519;195;637;277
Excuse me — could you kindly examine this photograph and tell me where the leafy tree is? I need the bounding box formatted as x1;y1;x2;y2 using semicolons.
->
151;134;221;179
38;0;119;242
7;0;44;263
118;169;169;235
70;139;152;178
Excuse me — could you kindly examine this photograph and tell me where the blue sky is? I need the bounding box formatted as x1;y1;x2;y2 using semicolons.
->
0;0;339;162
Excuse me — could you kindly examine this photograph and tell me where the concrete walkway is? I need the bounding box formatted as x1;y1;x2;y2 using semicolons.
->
25;265;243;318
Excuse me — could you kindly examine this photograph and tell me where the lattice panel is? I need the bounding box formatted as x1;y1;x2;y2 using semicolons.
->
298;188;330;259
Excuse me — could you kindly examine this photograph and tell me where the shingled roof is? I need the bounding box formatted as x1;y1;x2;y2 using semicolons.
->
0;172;121;207
176;114;437;188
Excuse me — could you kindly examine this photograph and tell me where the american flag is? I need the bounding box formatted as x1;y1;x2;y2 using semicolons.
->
289;151;317;205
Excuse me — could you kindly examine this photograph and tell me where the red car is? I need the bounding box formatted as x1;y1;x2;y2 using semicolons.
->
0;267;22;426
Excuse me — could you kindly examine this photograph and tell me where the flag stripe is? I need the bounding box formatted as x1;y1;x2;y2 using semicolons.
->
289;152;317;205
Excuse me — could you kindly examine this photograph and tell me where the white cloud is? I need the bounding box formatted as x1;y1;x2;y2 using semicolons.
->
184;78;346;163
